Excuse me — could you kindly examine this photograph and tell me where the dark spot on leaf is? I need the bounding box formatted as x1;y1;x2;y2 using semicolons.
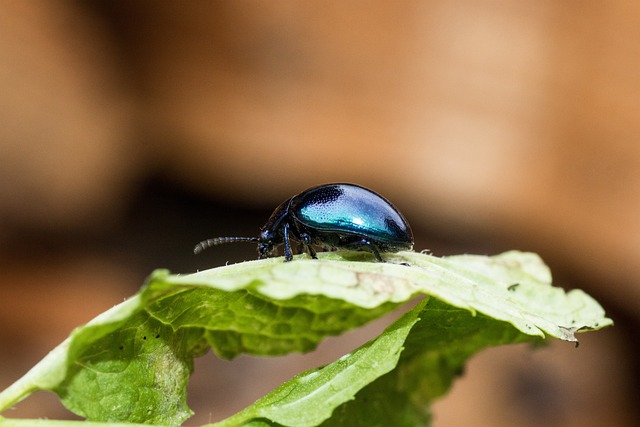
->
508;283;520;291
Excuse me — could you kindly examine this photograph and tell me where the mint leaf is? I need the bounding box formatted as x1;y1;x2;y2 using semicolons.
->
322;298;539;427
210;299;426;427
205;298;542;427
143;273;397;359
0;251;612;427
55;310;201;425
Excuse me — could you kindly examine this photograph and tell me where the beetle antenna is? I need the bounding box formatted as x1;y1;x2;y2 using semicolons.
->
194;237;259;254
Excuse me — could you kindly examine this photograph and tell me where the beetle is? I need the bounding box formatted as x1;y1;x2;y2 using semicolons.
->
194;183;413;262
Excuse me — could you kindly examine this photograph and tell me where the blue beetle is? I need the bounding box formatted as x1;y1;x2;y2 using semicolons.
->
194;183;414;262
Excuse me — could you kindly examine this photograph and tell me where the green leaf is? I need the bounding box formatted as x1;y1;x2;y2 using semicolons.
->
204;298;543;427
54;310;200;425
210;298;426;427
322;298;540;427
0;250;612;427
143;269;398;359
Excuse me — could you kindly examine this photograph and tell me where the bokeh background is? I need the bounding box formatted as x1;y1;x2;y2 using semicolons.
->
1;1;639;426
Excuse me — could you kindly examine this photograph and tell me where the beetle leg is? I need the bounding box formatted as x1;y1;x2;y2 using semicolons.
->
356;238;384;262
283;222;293;261
300;233;318;259
368;244;384;262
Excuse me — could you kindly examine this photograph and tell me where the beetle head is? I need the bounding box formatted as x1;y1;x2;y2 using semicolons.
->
257;229;281;259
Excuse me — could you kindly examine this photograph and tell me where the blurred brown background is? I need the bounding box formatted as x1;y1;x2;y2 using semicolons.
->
1;1;638;426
